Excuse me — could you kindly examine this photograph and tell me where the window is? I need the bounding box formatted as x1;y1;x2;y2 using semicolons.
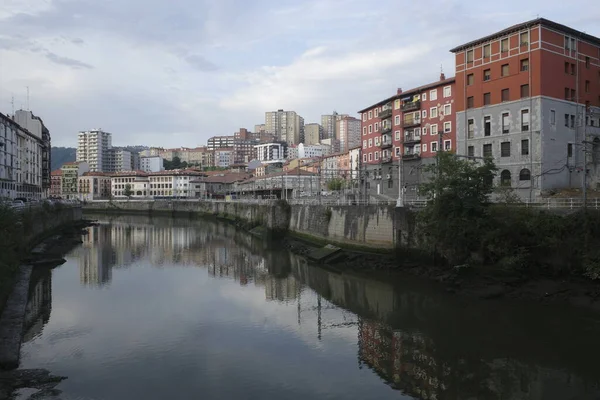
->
467;74;474;85
422;110;427;119
443;86;451;97
444;121;452;133
368;124;372;133
368;138;373;147
483;144;492;157
483;44;491;58
375;122;379;131
363;140;367;149
586;80;590;93
422;92;427;101
483;69;491;81
363;154;367;163
571;64;575;75
430;124;438;135
484;116;491;136
520;58;529;72
375;136;380;146
395;147;400;156
467;96;474;109
520;31;529;46
502;113;509;133
521;139;529;155
500;170;512;187
521;84;530;98
395;130;401;140
565;87;570;100
501;88;510;102
431;141;438;152
368;153;372;161
468;119;474;139
501;38;509;52
444;140;451;151
362;113;367;122
430;89;437;101
375;151;379;160
564;113;569;127
501;64;509;76
422;127;427;135
571;89;576;100
570;115;575;128
374;109;378;117
363;127;367;135
483;92;491;105
521;109;530;131
394;115;400;125
394;99;401;109
368;111;372;119
501;141;511;157
567;143;573;157
430;107;438;118
519;169;531;181
422;144;427;152
468;146;475;157
565;61;570;74
466;49;474;63
443;104;451;115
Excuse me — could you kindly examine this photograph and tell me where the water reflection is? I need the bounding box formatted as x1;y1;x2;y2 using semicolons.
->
20;214;600;400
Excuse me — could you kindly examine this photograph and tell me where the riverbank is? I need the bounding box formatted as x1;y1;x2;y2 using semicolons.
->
283;236;600;312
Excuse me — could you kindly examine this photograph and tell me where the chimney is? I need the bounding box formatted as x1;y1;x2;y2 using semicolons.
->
440;72;446;81
397;88;402;95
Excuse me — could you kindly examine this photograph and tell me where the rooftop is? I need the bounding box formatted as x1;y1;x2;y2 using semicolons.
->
450;18;600;53
357;75;456;113
51;169;62;176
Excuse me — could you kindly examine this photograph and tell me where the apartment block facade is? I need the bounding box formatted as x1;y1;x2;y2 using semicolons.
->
0;111;49;200
452;18;600;199
78;172;111;200
337;115;361;153
61;161;90;199
77;130;112;172
359;75;456;199
254;142;287;163
265;110;305;145
304;123;323;145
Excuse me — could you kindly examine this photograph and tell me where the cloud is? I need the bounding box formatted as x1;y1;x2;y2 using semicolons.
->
1;0;600;148
45;52;93;69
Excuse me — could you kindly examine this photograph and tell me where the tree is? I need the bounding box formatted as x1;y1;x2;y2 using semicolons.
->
327;178;345;191
418;152;497;264
123;183;133;199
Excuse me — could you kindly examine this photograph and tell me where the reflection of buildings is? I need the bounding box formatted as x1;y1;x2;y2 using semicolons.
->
79;224;114;286
23;269;52;342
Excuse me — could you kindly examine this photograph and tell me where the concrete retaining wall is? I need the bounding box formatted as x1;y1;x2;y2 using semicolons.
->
84;201;400;249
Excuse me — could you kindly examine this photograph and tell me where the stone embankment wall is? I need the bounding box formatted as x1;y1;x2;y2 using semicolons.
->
84;201;406;250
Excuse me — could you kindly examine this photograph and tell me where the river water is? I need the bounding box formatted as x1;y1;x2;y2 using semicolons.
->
18;214;600;400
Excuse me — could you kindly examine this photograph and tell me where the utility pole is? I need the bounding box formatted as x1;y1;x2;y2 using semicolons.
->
396;157;404;207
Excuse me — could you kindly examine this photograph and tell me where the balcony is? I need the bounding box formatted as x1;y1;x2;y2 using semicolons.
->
381;134;393;149
379;105;393;120
401;100;421;112
381;122;392;134
381;154;393;163
403;117;421;128
403;133;421;145
402;153;421;161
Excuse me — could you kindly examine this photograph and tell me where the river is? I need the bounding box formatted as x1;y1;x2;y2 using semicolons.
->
18;214;600;400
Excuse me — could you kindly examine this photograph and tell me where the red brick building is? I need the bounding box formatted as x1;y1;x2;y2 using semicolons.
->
451;18;600;198
357;74;456;199
50;169;62;197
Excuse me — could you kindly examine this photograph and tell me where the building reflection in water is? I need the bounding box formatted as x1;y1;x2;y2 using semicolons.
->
68;214;600;400
23;268;52;343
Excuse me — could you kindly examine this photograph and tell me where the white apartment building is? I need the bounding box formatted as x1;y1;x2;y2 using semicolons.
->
254;142;287;164
287;143;329;160
14;110;51;193
265;110;304;145
111;170;204;198
77;130;112;172
140;156;164;172
1;112;47;200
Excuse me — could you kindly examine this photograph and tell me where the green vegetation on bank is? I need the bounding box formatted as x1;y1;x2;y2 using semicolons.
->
417;152;600;280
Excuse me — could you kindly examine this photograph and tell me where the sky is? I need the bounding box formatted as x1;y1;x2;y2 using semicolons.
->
1;0;599;148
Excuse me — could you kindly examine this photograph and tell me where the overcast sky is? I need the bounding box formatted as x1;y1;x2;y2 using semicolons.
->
1;0;598;148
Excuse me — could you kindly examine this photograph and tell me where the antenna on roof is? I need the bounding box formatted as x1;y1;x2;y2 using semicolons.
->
26;86;30;111
11;95;14;115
